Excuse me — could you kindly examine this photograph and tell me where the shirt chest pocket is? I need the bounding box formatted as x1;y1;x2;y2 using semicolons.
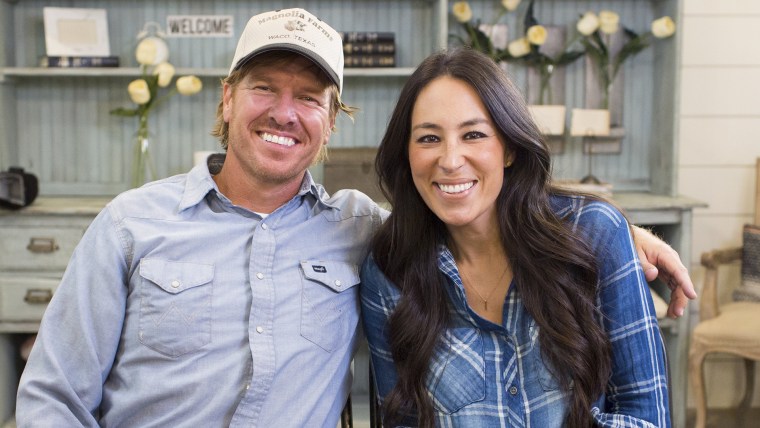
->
299;260;360;352
528;320;563;392
138;258;214;358
427;328;486;414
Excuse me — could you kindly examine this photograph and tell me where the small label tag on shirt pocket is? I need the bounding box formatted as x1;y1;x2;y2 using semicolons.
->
299;260;360;352
300;260;359;292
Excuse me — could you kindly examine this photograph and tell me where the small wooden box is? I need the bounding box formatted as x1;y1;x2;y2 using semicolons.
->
323;147;386;203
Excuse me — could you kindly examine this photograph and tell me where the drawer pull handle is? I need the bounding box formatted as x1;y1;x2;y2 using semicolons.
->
27;237;59;253
24;288;53;304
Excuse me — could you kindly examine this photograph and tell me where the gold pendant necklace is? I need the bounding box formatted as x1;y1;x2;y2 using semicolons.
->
459;264;509;311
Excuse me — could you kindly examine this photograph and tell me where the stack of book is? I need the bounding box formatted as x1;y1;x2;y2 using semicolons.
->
339;31;395;68
39;55;120;68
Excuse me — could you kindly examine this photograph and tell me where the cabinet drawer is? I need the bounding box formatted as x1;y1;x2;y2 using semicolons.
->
0;276;59;322
0;226;84;270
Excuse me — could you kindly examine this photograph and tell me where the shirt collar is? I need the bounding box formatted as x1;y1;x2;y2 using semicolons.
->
177;155;337;212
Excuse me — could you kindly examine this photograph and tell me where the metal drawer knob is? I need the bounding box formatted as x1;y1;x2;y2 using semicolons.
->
26;237;60;253
24;288;53;304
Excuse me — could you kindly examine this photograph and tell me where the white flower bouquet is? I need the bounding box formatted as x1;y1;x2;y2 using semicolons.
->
110;29;203;187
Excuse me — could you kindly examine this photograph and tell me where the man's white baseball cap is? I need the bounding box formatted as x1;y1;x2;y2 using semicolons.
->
229;8;344;93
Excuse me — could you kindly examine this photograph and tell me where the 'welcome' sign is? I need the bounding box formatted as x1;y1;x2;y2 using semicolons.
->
166;15;233;37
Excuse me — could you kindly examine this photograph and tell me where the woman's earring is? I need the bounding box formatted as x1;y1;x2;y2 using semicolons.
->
505;160;513;168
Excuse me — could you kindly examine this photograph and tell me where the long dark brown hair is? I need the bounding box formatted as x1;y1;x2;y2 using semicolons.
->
371;47;612;427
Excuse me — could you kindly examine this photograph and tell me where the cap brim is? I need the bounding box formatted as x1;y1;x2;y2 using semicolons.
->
232;44;341;91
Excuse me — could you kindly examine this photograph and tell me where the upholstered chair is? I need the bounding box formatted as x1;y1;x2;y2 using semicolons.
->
689;158;760;428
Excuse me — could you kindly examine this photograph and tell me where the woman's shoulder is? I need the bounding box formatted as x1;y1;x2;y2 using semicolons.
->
550;193;626;229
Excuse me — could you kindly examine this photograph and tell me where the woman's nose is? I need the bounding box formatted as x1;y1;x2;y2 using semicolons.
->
439;141;464;172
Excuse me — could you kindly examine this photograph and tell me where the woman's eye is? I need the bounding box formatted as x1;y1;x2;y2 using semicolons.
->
463;131;486;140
416;134;440;143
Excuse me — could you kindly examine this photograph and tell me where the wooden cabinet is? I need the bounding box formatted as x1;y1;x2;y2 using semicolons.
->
0;197;108;424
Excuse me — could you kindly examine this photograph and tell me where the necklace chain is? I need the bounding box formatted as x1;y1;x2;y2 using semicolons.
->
459;264;509;311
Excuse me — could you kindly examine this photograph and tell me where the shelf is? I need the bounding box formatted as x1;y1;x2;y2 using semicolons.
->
0;66;417;80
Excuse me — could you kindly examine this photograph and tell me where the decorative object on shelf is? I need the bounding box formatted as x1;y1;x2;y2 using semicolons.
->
39;55;120;68
518;0;585;106
0;166;39;209
569;108;614;185
43;7;111;57
340;31;396;68
577;10;676;112
449;1;524;62
110;22;203;188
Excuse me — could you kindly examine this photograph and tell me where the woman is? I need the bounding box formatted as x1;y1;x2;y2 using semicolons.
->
360;47;669;427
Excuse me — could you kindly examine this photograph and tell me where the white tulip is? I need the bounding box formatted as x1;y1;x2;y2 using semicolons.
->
507;37;531;58
135;37;169;66
153;62;175;88
577;11;600;36
651;16;676;38
176;76;203;95
598;10;620;35
501;0;521;12
127;79;151;105
526;25;547;45
452;2;473;23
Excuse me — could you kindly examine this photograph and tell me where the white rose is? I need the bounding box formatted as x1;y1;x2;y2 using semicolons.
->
153;62;175;88
507;37;531;58
526;25;547;45
501;0;521;12
452;2;473;23
651;16;676;38
135;37;169;66
176;75;203;95
577;11;600;36
127;79;151;105
598;10;620;35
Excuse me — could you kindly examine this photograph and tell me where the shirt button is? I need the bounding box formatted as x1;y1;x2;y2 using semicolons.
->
256;272;264;280
256;326;264;334
171;280;180;288
509;386;518;395
335;280;342;287
261;223;268;230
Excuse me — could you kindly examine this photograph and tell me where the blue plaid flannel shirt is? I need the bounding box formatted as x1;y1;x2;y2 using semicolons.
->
360;195;670;427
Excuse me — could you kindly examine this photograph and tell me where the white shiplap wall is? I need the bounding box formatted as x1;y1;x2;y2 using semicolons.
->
679;0;760;408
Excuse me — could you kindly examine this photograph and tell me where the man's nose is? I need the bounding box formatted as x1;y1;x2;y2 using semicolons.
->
268;95;297;126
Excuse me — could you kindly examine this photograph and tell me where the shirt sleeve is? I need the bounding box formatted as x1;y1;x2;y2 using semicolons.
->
583;203;671;428
16;206;129;427
359;254;402;408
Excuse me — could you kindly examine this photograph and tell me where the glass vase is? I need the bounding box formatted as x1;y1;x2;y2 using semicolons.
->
131;115;157;188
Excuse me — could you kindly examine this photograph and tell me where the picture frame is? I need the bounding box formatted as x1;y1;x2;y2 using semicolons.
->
43;7;111;57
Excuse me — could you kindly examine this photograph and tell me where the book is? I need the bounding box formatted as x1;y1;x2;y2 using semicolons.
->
344;54;395;68
339;31;395;43
39;55;120;68
343;42;395;55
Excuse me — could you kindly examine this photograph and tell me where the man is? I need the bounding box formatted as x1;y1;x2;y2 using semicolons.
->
16;8;694;427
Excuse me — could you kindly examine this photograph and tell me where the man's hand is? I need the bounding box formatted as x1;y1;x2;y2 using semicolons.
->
631;225;698;318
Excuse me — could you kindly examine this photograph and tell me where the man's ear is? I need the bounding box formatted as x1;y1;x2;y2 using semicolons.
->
222;83;233;122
